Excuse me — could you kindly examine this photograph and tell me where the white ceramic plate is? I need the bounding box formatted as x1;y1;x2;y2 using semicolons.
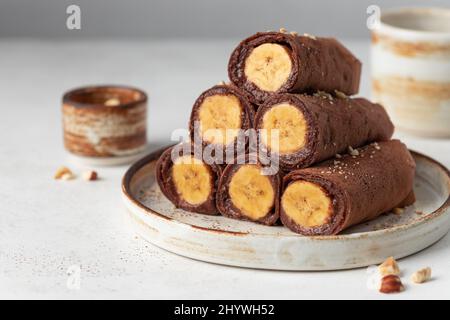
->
122;148;450;270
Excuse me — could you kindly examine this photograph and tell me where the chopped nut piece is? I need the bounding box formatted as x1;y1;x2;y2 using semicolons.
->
393;207;404;215
348;146;359;156
379;257;400;276
335;153;342;159
411;267;432;284
303;33;317;40
54;166;74;180
82;170;98;181
290;31;298;36
61;173;74;180
334;90;348;99
279;28;287;33
380;275;404;294
104;98;120;107
313;90;333;101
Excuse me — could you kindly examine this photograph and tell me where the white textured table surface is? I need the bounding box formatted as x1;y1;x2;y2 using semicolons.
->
0;39;449;299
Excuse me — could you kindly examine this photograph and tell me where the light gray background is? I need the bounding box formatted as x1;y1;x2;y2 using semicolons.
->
1;0;449;39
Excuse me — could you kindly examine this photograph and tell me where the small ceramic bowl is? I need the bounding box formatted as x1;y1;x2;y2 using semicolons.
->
371;7;450;137
62;85;148;166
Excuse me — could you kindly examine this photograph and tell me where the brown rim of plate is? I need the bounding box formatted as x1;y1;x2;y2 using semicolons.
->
63;85;148;109
121;146;450;240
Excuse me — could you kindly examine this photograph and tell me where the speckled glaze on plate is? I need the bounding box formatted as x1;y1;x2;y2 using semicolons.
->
122;147;450;270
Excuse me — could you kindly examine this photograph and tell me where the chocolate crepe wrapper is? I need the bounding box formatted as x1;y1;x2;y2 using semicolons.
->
216;154;281;225
188;84;256;162
255;93;394;171
228;32;362;104
280;140;416;235
156;143;222;215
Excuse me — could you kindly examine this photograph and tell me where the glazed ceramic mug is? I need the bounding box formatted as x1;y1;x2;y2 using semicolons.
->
371;7;450;137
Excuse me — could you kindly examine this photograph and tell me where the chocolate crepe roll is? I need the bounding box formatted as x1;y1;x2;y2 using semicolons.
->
255;93;394;170
189;84;255;162
156;144;222;215
280;140;416;236
216;154;281;225
228;31;361;104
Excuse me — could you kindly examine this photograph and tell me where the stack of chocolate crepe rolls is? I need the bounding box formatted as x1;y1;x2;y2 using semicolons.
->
156;29;416;235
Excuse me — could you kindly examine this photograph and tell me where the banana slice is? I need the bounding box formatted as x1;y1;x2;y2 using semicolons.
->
261;103;308;154
244;43;293;92
198;94;242;145
281;181;333;227
229;165;275;220
172;155;212;205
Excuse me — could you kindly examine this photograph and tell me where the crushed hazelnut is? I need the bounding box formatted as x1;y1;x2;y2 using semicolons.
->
303;33;317;40
60;173;74;180
290;31;298;36
279;28;287;33
366;265;404;294
380;275;404;294
411;267;432;284
54;166;74;180
379;257;400;276
314;90;333;101
348;146;359;156
82;170;98;181
334;90;348;99
393;207;404;215
335;153;342;159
